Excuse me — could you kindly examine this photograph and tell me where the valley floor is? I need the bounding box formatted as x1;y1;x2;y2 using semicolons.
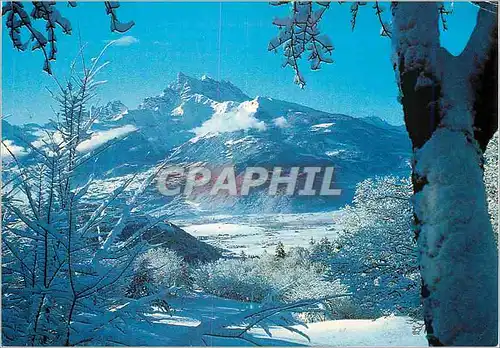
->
175;212;342;256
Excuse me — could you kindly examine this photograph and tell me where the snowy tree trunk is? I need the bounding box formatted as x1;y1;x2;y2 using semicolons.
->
392;3;498;346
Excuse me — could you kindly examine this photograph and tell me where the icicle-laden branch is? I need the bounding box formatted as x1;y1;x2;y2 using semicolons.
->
30;2;72;62
2;2;54;73
1;1;133;74
349;1;391;37
268;1;333;88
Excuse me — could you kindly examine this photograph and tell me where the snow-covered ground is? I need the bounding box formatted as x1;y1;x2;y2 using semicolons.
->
129;293;426;346
247;316;426;346
175;212;342;255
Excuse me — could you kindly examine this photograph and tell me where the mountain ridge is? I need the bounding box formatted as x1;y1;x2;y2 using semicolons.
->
3;73;411;215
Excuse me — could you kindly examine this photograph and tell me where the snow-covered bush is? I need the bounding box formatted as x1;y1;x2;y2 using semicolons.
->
262;248;345;304
194;258;270;302
126;248;188;299
309;236;336;270
194;247;345;306
320;176;420;318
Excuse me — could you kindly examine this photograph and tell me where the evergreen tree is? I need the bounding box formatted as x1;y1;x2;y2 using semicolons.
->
275;242;286;259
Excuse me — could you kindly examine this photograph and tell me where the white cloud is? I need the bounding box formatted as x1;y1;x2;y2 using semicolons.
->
192;100;266;137
77;125;137;153
31;131;63;149
1;140;28;159
273;116;288;128
111;35;139;47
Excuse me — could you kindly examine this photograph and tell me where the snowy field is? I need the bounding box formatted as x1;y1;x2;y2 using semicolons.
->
247;316;427;346
175;212;342;256
125;293;427;346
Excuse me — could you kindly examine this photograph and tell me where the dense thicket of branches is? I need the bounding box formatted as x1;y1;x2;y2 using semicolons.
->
1;50;166;345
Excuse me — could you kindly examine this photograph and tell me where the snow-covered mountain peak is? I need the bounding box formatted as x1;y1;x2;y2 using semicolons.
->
94;100;129;123
169;72;250;103
137;73;250;116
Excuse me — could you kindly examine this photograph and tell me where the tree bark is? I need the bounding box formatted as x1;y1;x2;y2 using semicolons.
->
392;3;498;346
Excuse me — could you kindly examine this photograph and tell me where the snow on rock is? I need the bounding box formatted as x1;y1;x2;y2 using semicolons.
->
311;122;334;129
326;150;346;157
173;72;250;103
224;136;256;147
76;124;138;153
94;100;129;123
139;86;180;114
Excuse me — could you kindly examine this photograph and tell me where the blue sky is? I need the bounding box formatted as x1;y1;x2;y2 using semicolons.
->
3;2;478;125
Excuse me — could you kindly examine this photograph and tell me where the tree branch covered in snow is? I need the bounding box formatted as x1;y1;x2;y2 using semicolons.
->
373;2;391;38
2;1;134;74
268;1;334;88
270;1;395;87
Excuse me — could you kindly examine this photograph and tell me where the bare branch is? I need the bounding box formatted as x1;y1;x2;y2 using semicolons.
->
438;3;453;31
373;2;391;38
